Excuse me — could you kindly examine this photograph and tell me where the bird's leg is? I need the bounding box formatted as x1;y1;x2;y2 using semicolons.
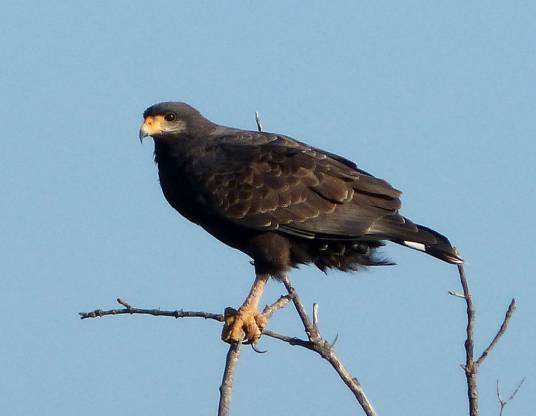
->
222;274;269;344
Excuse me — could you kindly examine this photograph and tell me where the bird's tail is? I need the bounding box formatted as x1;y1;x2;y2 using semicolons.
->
368;216;463;264
394;224;463;264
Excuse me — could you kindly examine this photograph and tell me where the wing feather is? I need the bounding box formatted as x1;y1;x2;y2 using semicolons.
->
186;132;404;239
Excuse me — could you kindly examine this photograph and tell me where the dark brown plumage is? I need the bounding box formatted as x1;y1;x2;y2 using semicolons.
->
140;102;462;277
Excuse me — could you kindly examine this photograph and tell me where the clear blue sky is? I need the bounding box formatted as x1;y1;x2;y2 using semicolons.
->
1;1;534;415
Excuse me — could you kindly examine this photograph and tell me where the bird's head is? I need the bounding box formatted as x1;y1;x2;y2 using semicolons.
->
139;102;214;142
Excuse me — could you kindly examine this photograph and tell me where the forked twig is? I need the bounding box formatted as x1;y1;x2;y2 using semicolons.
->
80;289;376;416
454;258;518;416
262;294;293;318
280;274;377;416
80;296;293;416
496;378;525;416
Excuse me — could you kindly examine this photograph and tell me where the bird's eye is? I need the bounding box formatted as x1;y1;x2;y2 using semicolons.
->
164;113;176;122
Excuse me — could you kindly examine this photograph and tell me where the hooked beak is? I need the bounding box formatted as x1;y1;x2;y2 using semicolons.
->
139;124;149;143
139;116;162;143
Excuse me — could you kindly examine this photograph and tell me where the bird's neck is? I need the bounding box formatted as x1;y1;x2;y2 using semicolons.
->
154;140;189;166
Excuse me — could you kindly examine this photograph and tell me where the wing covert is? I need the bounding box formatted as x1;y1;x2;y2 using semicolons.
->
186;132;403;239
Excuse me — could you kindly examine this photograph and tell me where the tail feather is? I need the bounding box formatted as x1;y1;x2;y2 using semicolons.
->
397;224;463;264
368;215;463;264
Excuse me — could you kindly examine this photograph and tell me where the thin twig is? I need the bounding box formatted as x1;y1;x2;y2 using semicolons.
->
262;294;293;319
255;111;263;132
79;299;224;321
497;378;525;416
281;275;320;341
280;274;377;416
504;377;525;403
312;303;319;331
81;295;293;326
218;343;241;416
448;290;466;299
476;299;516;366
496;381;503;416
117;298;132;309
263;329;316;351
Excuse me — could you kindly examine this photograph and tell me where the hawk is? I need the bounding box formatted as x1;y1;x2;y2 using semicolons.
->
139;102;462;344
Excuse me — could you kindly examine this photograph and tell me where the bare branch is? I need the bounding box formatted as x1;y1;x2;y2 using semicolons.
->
262;329;316;351
497;378;525;416
79;299;224;322
456;263;479;416
505;377;525;403
80;298;315;352
82;278;377;416
476;299;517;366
79;297;300;415
280;274;377;416
82;255;517;416
218;343;241;416
262;294;293;319
281;274;320;341
80;294;293;325
453;257;518;416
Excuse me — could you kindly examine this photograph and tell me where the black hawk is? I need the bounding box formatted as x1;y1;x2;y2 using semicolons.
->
139;102;462;343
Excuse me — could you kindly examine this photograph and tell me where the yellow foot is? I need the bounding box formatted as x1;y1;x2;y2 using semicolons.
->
221;307;267;344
